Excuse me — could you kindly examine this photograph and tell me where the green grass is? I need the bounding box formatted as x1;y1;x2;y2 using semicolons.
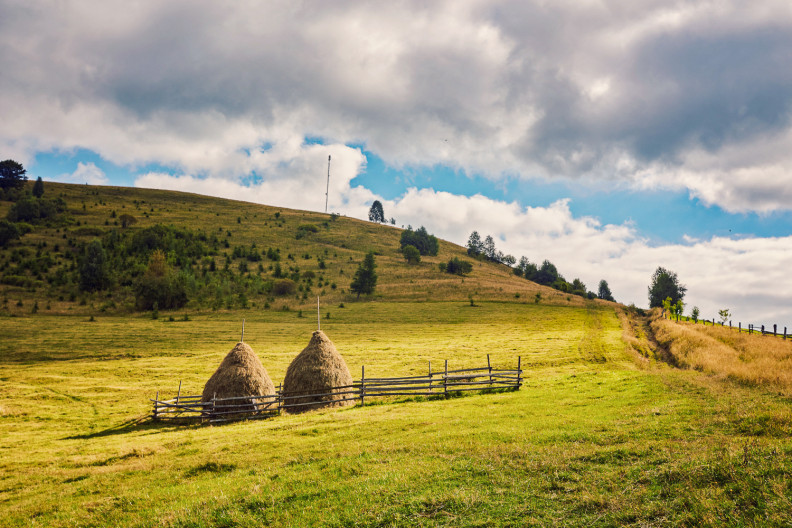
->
0;182;585;316
2;301;791;526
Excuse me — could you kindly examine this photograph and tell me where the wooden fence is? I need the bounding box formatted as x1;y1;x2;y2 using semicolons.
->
672;315;789;339
152;356;522;423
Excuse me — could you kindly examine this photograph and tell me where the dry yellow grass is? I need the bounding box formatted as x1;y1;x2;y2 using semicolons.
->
651;312;792;394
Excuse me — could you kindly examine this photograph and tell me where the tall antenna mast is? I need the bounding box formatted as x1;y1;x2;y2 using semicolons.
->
325;155;331;213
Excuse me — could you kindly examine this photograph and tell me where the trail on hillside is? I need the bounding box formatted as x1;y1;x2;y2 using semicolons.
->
577;304;608;363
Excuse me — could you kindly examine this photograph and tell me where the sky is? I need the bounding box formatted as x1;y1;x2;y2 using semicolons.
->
2;0;792;325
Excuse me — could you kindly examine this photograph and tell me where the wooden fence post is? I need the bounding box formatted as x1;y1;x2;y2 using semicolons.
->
739;322;741;333
360;365;365;406
774;324;777;337
444;360;448;397
784;327;787;340
277;383;282;413
762;325;765;335
487;354;492;387
428;360;432;393
153;391;159;420
517;356;522;388
176;380;182;405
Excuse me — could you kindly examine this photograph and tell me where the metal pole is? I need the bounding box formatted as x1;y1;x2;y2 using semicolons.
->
325;155;331;213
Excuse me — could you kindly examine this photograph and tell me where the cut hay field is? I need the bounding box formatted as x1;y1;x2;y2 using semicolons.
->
2;301;792;527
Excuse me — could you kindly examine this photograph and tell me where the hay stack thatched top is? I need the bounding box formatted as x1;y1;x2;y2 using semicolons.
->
282;331;353;413
202;342;275;407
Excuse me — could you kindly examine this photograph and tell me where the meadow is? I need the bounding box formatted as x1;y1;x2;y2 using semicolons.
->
2;301;792;527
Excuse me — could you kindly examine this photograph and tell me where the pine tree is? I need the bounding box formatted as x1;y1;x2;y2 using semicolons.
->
350;252;377;299
32;177;44;198
598;280;615;301
368;200;385;223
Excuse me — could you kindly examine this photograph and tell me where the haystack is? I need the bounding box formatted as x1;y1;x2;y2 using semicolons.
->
282;330;353;413
202;342;275;415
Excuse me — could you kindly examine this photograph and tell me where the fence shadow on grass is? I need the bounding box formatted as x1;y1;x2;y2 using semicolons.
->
63;414;205;440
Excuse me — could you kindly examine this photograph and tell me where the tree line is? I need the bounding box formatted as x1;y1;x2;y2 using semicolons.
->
466;230;615;301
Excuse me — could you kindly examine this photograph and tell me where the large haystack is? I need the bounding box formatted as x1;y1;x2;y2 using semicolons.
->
282;330;353;413
202;342;276;415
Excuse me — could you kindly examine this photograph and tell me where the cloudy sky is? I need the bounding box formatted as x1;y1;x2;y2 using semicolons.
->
2;0;792;324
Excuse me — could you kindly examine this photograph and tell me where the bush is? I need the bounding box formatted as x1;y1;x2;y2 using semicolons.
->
445;257;473;276
272;279;297;296
402;244;421;264
399;226;439;256
0;220;21;247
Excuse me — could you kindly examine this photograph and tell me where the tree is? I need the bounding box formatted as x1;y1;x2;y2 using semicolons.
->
691;306;700;323
79;240;109;292
399;226;438;256
402;244;421;264
598;280;615;301
32;177;44;198
467;231;484;256
135;249;188;310
718;308;731;325
119;214;137;228
368;200;385;223
0;219;21;247
534;260;560;286
648;266;686;308
483;235;497;260
571;278;587;297
0;160;27;190
350;252;377;299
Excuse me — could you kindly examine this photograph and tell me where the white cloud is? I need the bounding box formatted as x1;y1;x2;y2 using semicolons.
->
3;1;792;212
50;162;108;185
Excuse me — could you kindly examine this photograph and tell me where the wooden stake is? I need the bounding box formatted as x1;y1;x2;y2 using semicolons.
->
360;365;365;406
241;319;245;343
444;360;448;396
176;380;182;404
517;356;522;388
317;296;321;332
428;360;432;393
154;391;159;420
487;354;492;386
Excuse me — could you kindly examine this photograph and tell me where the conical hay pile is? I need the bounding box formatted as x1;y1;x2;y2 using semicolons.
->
202;342;276;415
282;330;353;413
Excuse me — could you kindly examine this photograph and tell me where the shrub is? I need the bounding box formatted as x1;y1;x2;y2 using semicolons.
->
399;226;439;256
272;279;297;296
445;257;473;276
402;244;421;264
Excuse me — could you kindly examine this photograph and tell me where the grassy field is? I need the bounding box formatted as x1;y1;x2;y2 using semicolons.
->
2;301;792;526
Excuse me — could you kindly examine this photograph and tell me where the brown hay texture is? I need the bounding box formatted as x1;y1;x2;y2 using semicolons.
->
282;330;354;413
202;342;276;413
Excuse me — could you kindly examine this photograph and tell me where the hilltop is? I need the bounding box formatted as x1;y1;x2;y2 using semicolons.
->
0;181;598;315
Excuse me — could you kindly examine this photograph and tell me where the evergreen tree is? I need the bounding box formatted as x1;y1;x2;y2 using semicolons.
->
32;177;44;198
0;160;27;190
598;280;615;301
350;252;377;299
368;200;385;222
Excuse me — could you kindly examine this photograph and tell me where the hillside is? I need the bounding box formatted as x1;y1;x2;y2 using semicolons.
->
0;182;594;316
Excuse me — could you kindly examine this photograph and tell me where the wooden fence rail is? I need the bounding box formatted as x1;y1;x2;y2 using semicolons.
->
672;315;789;340
152;357;522;424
